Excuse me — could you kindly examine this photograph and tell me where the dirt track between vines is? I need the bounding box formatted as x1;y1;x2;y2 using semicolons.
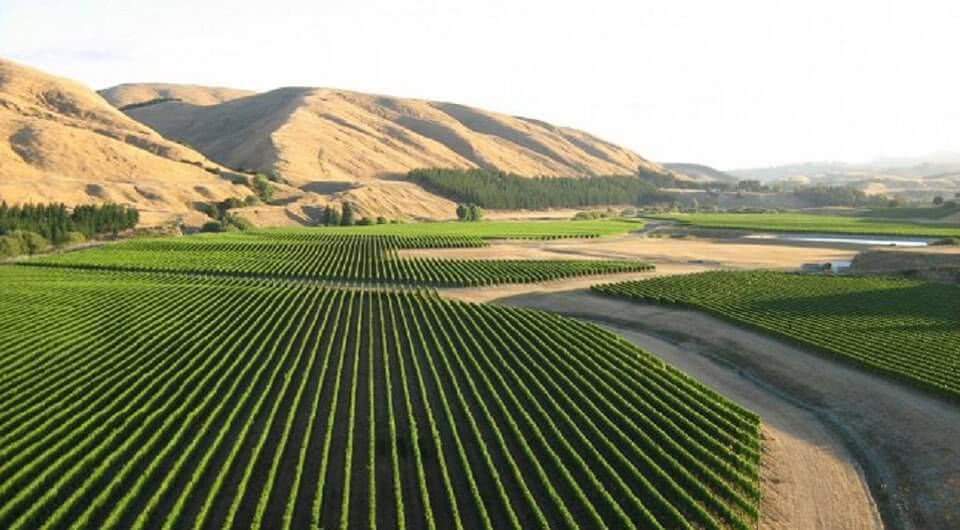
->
440;280;960;529
435;235;959;529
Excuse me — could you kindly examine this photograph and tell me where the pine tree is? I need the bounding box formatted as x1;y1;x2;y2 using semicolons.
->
324;205;341;226
341;202;355;226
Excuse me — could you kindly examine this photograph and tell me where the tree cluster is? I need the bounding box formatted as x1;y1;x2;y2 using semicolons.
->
0;202;138;244
455;203;483;221
792;186;887;207
320;203;392;226
195;198;255;232
251;175;274;202
0;230;50;258
408;168;674;209
322;202;355;226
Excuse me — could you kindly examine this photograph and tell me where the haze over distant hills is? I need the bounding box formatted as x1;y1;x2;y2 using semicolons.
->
729;154;960;197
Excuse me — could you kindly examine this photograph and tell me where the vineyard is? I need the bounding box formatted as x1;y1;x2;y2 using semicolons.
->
594;271;960;400
309;218;645;239
653;212;960;238
31;232;653;286
0;266;761;529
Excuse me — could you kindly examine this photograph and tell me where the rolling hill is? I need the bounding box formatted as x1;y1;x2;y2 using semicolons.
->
0;58;251;226
99;83;255;109
107;84;666;185
1;57;676;228
663;163;738;184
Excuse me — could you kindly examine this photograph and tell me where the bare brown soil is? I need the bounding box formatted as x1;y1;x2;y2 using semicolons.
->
402;233;859;271
851;246;960;273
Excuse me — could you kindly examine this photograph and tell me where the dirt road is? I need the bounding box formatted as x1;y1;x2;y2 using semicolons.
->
439;287;960;529
400;232;859;270
603;325;881;530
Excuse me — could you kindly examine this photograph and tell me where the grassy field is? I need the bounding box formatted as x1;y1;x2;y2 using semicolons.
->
861;204;960;220
0;266;760;529
32;232;652;286
594;271;960;400
653;212;960;238
286;218;645;239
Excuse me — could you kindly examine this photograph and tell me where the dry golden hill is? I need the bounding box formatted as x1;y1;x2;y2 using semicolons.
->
0;58;251;226
108;84;666;184
99;83;255;109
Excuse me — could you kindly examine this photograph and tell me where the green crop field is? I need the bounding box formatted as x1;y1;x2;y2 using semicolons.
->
296;218;646;239
861;205;960;220
31;232;652;286
653;212;960;238
594;271;960;400
0;266;760;529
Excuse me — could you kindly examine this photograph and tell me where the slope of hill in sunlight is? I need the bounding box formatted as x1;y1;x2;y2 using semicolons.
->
106;84;666;184
664;162;739;183
99;83;256;109
0;58;251;226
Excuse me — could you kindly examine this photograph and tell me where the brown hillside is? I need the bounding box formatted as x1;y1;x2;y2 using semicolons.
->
110;84;666;184
99;83;255;108
0;58;250;226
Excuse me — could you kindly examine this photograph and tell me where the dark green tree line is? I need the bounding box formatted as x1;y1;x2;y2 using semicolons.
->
408;168;675;209
0;202;138;244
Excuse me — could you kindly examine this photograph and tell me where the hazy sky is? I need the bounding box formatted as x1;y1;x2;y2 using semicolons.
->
2;0;959;169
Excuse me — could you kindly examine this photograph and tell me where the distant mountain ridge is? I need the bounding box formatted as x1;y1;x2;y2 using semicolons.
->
729;156;960;197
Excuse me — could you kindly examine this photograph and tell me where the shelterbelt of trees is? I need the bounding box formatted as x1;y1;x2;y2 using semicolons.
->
408;168;673;210
408;168;891;209
0;202;139;258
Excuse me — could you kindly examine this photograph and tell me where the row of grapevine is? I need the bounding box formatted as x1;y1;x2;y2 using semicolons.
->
32;233;653;286
0;266;760;528
593;271;960;401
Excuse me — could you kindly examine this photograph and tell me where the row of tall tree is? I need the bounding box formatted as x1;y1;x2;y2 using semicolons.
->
322;202;355;226
320;203;391;226
0;202;139;244
792;185;889;207
408;168;672;209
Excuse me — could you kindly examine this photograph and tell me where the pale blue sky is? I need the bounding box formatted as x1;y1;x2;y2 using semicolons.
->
2;0;959;168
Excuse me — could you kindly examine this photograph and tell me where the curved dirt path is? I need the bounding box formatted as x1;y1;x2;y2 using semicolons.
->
603;325;881;530
441;286;960;529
